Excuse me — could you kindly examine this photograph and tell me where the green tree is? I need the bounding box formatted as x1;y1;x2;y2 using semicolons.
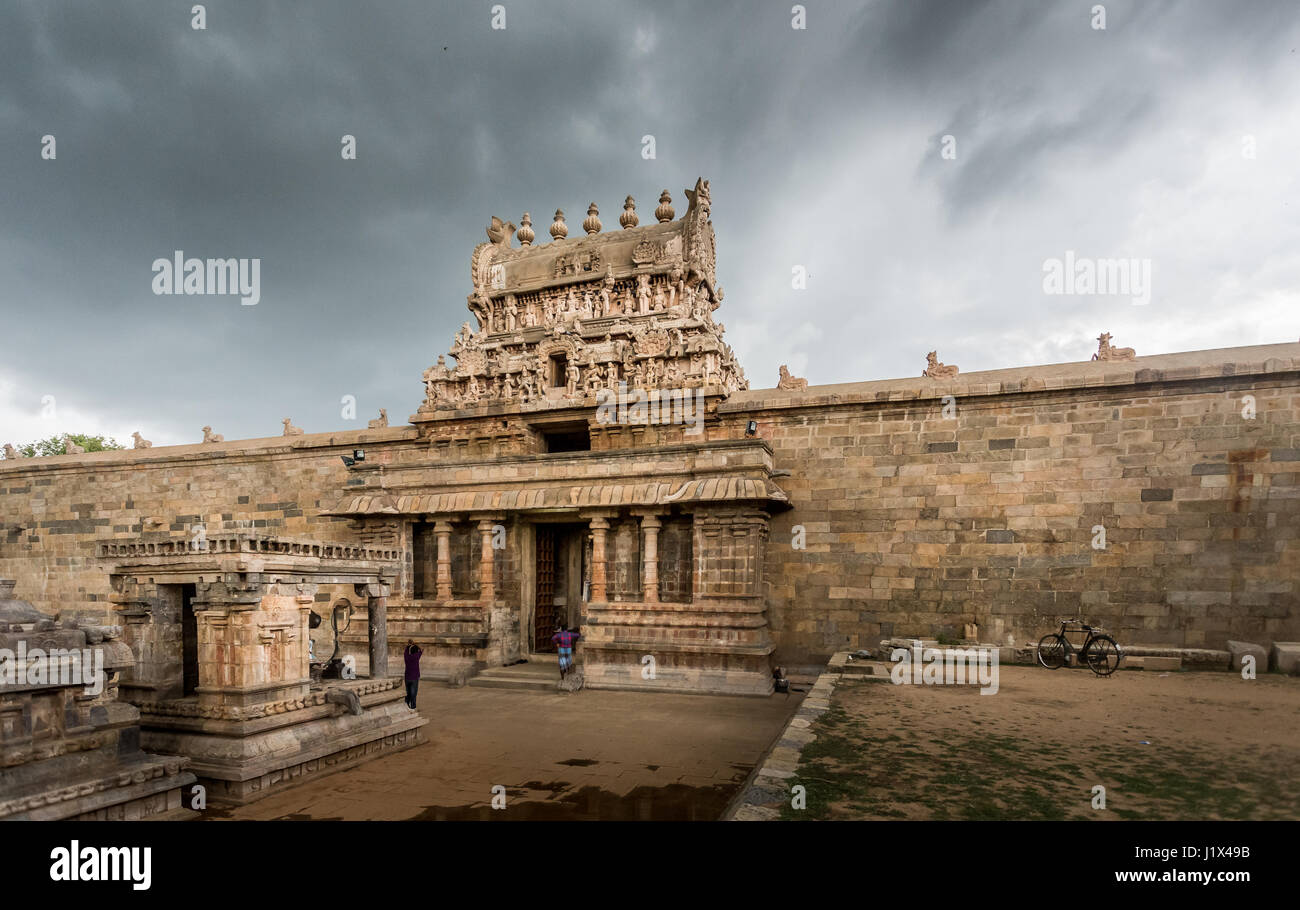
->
12;434;125;457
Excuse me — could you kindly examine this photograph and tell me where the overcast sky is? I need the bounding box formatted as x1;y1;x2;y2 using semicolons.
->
2;0;1297;447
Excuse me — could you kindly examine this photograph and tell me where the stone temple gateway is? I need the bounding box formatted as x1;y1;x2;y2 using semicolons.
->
2;177;1299;803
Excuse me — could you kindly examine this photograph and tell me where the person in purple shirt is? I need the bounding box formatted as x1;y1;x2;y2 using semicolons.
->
403;640;423;709
551;624;581;680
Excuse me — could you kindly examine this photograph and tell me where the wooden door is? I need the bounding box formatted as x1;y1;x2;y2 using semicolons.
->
534;526;557;652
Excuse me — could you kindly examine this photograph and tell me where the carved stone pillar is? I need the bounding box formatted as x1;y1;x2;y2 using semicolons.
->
639;514;662;604
433;520;454;601
588;517;610;603
357;582;391;678
477;519;497;602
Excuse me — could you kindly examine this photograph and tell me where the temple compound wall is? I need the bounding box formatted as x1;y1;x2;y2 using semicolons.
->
724;345;1300;664
3;344;1297;680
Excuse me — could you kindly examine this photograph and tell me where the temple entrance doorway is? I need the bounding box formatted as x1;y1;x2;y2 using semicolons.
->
532;522;587;653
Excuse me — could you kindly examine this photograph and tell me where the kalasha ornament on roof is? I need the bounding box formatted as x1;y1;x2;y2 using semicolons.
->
416;177;747;416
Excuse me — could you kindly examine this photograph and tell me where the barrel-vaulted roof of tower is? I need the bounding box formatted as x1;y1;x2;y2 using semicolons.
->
468;178;717;307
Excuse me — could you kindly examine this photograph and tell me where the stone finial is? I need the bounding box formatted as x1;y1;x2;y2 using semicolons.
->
517;212;535;247
1092;332;1136;362
131;431;152;449
550;209;568;241
655;189;674;223
921;351;959;380
619;195;639;230
777;365;808;391
583;203;602;235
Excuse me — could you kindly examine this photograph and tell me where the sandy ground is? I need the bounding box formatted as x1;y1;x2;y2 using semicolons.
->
787;665;1300;820
209;685;799;821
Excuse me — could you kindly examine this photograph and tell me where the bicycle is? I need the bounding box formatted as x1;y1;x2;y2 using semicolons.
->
1036;619;1122;676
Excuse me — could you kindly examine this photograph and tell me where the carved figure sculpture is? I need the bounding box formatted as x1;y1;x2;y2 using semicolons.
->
368;409;389;429
504;295;518;331
282;418;304;436
3;443;19;459
777;365;808;391
62;435;85;454
600;274;614;316
202;426;224;443
922;352;959;380
131;431;152;449
1092;332;1136;362
636;274;652;315
565;359;581;397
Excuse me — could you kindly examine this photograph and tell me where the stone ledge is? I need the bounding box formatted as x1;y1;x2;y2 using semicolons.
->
723;342;1300;415
723;651;849;820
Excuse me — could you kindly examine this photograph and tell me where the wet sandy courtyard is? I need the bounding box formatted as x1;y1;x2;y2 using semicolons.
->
209;684;800;820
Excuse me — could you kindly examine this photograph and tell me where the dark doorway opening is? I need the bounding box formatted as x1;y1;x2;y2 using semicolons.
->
548;353;567;387
541;425;591;453
181;583;199;696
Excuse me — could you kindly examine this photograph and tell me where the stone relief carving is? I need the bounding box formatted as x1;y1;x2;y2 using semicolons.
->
417;178;749;412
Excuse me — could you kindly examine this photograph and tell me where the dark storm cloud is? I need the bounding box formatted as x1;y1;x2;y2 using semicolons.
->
1;0;1297;445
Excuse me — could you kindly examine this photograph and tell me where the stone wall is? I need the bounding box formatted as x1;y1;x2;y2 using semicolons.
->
723;344;1300;664
4;344;1299;672
0;428;415;622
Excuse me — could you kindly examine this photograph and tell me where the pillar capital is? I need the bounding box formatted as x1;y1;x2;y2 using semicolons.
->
354;581;391;600
634;512;663;530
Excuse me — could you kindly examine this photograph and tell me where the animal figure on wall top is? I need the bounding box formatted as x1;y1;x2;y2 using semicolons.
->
2;443;18;459
131;432;152;449
202;426;224;444
282;418;304;436
1092;332;1136;362
485;216;517;248
777;365;808;391
922;351;959;380
61;435;85;455
368;409;389;429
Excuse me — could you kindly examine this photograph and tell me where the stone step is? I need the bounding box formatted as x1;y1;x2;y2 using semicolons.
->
466;660;562;692
466;675;556;692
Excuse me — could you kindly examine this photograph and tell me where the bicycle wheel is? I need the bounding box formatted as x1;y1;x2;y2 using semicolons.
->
1083;635;1122;677
1037;633;1068;669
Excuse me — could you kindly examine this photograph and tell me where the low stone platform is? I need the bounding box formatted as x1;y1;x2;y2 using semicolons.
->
138;678;426;806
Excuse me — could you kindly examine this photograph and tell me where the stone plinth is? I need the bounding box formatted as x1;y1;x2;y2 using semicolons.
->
0;579;197;821
581;599;774;696
136;678;425;805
